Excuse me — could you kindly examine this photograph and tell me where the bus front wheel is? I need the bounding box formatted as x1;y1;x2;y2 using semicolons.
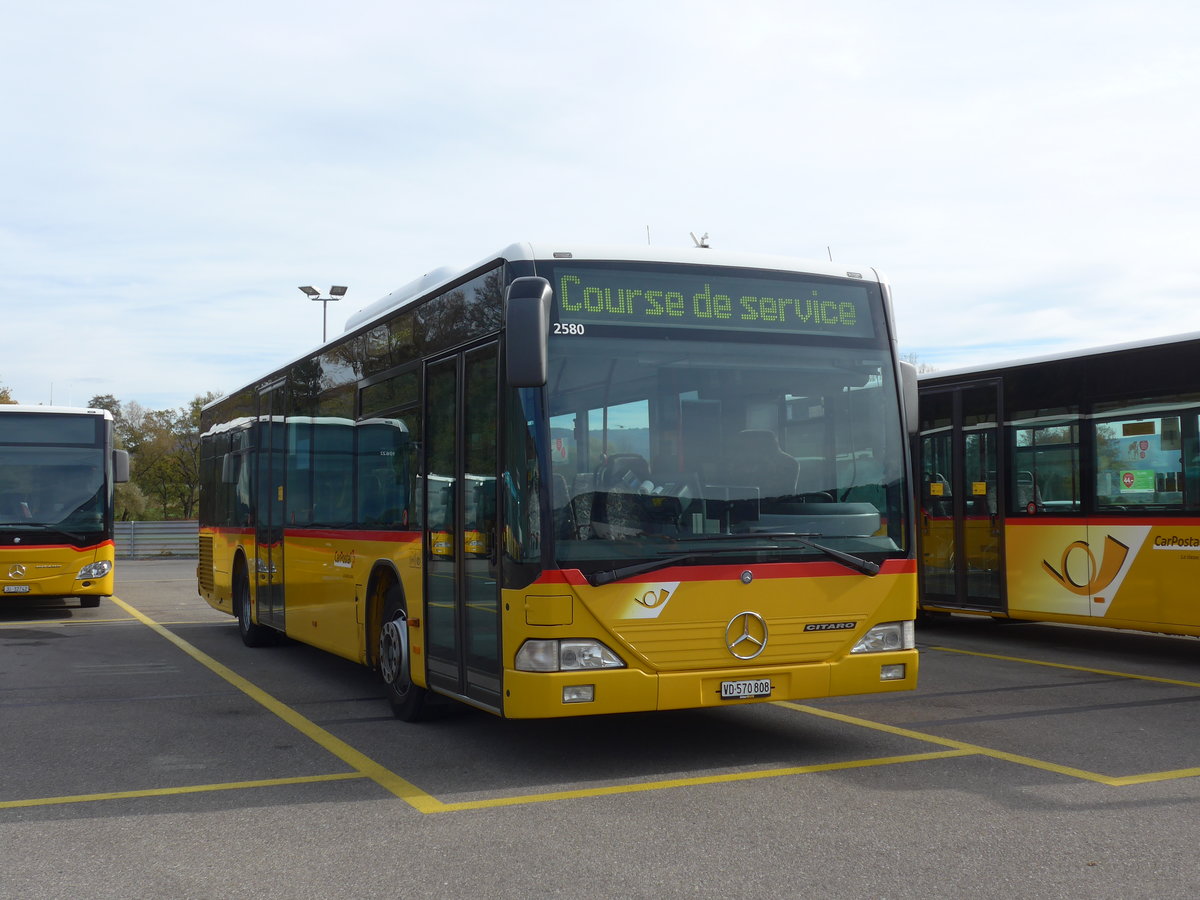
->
235;564;274;648
379;585;428;721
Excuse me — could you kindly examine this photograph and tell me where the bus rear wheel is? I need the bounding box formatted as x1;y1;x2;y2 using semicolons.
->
379;585;428;721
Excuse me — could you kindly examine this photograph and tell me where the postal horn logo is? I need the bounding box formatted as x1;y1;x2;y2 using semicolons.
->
1042;535;1130;595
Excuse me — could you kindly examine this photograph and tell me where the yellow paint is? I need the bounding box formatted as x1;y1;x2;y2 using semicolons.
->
106;594;445;813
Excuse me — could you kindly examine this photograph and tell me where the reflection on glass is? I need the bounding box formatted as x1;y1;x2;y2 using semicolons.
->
542;335;907;576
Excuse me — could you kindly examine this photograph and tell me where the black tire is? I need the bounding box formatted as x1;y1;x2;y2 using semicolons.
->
234;562;274;647
79;596;102;609
378;584;428;721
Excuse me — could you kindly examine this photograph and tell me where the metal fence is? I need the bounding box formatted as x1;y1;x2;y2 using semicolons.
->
114;520;199;559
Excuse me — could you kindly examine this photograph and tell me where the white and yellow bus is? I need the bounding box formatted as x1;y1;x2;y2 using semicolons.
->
198;243;919;720
0;406;130;607
918;331;1200;636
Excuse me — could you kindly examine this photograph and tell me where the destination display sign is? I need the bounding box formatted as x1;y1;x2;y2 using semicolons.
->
552;266;877;337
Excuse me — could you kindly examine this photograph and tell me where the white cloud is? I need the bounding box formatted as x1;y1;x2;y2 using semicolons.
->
3;0;1200;404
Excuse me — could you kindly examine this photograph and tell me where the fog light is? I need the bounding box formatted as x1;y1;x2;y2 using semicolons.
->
562;685;595;703
880;664;906;681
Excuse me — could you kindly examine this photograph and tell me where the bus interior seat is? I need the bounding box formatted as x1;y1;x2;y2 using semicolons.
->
597;453;651;491
731;430;799;499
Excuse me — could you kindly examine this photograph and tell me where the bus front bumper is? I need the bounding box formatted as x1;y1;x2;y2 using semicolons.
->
501;649;918;718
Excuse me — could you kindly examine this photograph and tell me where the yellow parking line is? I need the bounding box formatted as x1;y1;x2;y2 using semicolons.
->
106;594;449;814
0;617;134;627
435;750;971;812
0;773;364;810
927;645;1200;689
780;701;1200;787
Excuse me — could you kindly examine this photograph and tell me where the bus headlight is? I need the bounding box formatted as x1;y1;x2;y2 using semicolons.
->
850;621;915;654
515;639;625;672
77;560;113;580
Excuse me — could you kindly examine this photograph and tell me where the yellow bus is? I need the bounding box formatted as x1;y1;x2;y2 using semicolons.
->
0;406;130;607
198;243;919;720
918;331;1200;636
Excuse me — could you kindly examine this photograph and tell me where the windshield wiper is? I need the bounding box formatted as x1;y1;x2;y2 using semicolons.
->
587;533;880;586
589;554;699;586
778;535;880;577
0;522;89;542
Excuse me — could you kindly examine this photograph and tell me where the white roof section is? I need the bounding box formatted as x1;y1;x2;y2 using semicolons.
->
922;330;1200;382
0;404;113;420
204;241;887;415
342;241;883;335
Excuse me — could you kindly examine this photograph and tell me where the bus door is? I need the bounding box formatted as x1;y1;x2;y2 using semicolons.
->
255;382;286;630
919;382;1004;611
423;343;501;710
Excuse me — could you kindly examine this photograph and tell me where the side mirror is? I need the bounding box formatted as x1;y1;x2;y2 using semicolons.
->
899;360;919;435
112;449;130;484
505;276;553;388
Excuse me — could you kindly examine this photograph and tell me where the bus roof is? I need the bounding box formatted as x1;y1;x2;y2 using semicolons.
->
920;330;1200;383
0;405;114;420
342;241;884;334
205;242;887;415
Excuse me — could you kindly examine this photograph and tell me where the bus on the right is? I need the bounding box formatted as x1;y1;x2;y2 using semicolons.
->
918;331;1200;636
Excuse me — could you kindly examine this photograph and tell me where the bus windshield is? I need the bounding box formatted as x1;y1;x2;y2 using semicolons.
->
542;269;907;576
0;447;107;532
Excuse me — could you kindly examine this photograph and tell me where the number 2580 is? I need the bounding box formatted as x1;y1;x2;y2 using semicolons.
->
553;323;586;335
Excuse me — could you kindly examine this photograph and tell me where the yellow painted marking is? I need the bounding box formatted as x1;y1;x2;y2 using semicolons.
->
781;701;1200;787
779;702;1125;783
928;644;1200;689
0;773;363;810
15;601;1200;811
105;594;449;813
0;617;223;629
433;750;970;812
0;617;134;627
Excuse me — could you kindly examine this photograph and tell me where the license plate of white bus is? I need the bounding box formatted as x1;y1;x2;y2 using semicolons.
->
720;678;772;699
4;585;30;593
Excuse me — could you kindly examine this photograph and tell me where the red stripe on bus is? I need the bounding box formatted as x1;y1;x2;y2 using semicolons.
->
536;557;915;586
1;539;115;553
1009;516;1200;527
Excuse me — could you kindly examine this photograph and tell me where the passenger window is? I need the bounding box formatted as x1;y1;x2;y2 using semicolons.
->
1094;414;1186;511
1010;421;1080;514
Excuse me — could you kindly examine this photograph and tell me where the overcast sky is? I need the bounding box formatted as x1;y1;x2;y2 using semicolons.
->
4;0;1199;410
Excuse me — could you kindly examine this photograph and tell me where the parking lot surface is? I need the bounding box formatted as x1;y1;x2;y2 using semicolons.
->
4;559;1200;898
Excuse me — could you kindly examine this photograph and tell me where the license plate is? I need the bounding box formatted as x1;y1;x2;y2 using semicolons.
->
4;585;31;593
720;678;772;699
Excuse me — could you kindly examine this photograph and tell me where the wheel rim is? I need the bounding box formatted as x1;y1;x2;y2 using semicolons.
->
379;615;410;690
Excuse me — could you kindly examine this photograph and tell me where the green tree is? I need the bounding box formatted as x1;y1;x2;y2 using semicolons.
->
0;379;16;404
87;391;223;520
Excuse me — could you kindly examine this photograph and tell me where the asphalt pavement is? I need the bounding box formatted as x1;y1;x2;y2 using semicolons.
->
3;559;1200;898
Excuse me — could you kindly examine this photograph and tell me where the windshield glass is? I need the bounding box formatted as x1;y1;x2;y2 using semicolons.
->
0;446;107;531
538;264;908;575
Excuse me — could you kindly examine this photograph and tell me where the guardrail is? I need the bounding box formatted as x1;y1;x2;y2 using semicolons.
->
114;520;199;559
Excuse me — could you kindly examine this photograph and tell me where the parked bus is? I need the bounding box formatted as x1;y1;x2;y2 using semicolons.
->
917;330;1200;636
197;242;919;720
0;406;130;607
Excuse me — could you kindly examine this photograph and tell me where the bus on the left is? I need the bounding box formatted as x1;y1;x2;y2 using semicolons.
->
0;406;130;607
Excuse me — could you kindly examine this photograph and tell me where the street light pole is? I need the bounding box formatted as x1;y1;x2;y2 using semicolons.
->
299;285;348;343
